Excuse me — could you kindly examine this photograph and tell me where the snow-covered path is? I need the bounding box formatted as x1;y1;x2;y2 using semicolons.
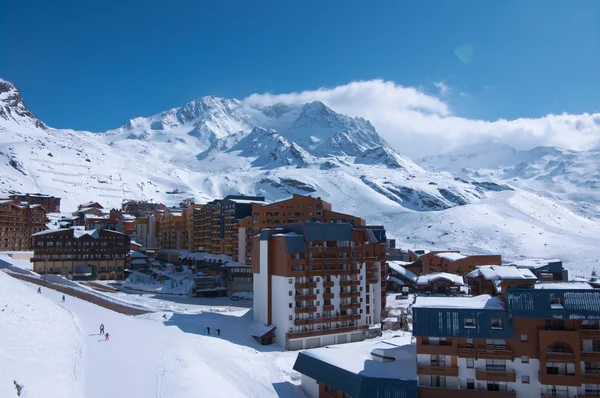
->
0;272;303;398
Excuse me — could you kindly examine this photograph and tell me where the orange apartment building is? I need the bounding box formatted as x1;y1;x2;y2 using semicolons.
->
252;222;387;350
155;207;184;249
237;194;365;264
9;193;61;213
181;204;203;251
0;198;48;251
413;265;600;398
408;249;502;276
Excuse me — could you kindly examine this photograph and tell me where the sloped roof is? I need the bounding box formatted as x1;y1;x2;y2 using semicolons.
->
413;294;505;310
466;265;537;281
416;272;464;286
388;261;418;282
434;252;467;262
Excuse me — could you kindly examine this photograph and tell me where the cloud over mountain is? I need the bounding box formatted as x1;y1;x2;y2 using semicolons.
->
244;79;600;157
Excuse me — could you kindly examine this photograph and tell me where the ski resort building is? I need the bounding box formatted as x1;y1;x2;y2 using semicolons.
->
252;222;386;350
412;278;600;398
409;250;502;275
512;259;568;281
30;228;130;280
155;207;184;250
293;335;418;398
9;193;61;213
236;194;365;265
0;198;48;251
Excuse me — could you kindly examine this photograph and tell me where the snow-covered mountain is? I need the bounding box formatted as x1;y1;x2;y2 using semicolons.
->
419;141;600;220
1;78;599;274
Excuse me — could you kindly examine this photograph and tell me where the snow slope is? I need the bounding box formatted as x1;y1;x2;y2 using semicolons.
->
419;141;600;220
0;270;304;398
1;78;599;275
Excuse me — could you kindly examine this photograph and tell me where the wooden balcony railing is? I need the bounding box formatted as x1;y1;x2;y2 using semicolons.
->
287;325;368;339
582;372;600;384
323;281;334;288
476;369;516;382
546;352;575;363
340;280;360;287
295;282;316;289
417;365;459;377
294;306;317;314
340;291;360;298
295;294;317;301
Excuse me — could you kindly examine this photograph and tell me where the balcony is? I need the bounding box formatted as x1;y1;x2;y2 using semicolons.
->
295;294;317;301
323;281;334;288
295;282;316;289
323;305;334;311
581;351;600;361
582;372;600;384
294;314;360;326
294;306;317;314
580;329;600;338
418;387;515;398
476;347;513;360
458;347;476;357
350;269;361;275
539;372;580;387
340;303;361;311
340;280;360;287
366;277;378;284
419;343;456;356
546;352;575;363
417;365;459;377
476;369;516;382
287;325;368;339
323;293;334;300
340;291;360;298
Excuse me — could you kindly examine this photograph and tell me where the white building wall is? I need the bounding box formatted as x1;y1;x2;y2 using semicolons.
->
373;262;382;323
253;240;269;325
147;215;156;248
271;275;293;348
512;358;541;398
300;374;319;398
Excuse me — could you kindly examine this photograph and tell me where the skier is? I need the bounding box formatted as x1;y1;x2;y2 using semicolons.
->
162;314;168;319
105;333;110;341
62;295;65;302
14;380;23;396
216;328;221;336
37;287;41;294
205;326;211;335
100;323;105;335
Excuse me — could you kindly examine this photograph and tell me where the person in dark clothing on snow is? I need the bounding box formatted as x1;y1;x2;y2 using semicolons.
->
205;327;210;335
162;314;167;319
105;333;110;341
37;287;41;294
14;380;23;396
62;295;65;302
216;329;221;336
100;323;105;335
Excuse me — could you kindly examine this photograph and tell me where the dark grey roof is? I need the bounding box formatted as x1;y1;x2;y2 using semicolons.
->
293;353;417;398
507;289;600;320
302;222;353;241
285;235;307;253
412;307;513;338
368;228;387;243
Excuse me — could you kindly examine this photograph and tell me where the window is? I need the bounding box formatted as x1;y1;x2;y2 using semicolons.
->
288;315;292;320
550;297;564;309
522;356;529;364
486;359;506;371
288;291;292;296
467;379;475;390
464;318;476;328
521;334;528;342
486;339;506;350
324;385;338;395
466;338;474;348
289;328;292;332
491;318;503;329
522;375;530;384
467;358;474;368
288;303;292;308
288;279;292;284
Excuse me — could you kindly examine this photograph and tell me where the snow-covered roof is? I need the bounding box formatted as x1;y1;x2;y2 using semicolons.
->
414;294;505;310
272;232;302;237
387;261;417;282
434;252;467;261
387;275;406;286
130;251;148;258
248;322;276;338
512;258;562;269
31;228;65;237
416;272;464;286
73;229;100;238
535;281;593;290
229;199;269;205
301;335;415;380
467;265;537;280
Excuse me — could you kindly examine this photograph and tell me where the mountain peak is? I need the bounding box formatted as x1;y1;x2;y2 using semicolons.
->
0;78;46;129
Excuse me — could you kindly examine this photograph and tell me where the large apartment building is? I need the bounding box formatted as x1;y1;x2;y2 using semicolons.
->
252;222;387;350
155;207;183;249
196;195;267;255
237;194;365;264
121;200;165;217
30;228;130;280
9;193;61;213
413;266;600;398
0;198;48;251
181;204;203;251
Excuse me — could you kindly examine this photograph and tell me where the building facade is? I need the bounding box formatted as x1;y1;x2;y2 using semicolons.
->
121;200;165;217
155;207;183;249
409;250;502;276
412;273;600;398
9;193;61;213
237;194;365;265
252;222;386;350
0;199;48;251
30;228;130;280
135;215;157;248
181;204;203;251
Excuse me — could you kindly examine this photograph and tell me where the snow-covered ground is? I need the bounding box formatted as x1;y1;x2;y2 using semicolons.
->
0;271;305;398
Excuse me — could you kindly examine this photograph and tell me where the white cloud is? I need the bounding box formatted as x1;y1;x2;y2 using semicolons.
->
433;81;450;96
244;80;600;157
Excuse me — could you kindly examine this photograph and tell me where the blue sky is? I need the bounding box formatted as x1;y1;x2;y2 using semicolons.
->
1;0;599;135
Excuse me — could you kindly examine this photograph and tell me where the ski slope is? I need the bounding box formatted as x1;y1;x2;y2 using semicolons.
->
0;271;304;398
